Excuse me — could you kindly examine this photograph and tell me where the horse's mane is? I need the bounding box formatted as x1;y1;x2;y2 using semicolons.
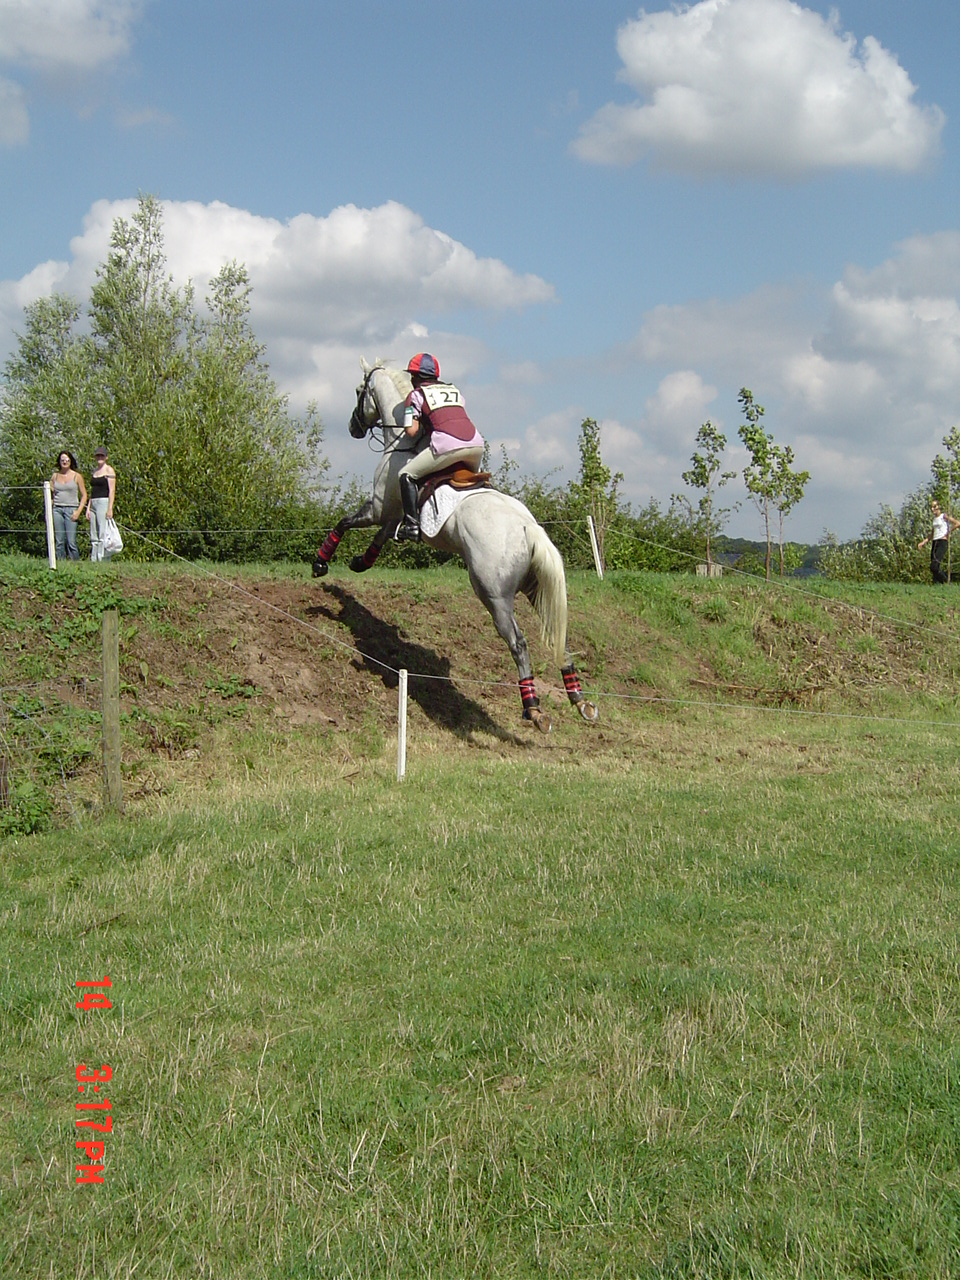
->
372;361;412;402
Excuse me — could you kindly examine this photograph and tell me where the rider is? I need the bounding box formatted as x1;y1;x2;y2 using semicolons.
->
395;353;484;542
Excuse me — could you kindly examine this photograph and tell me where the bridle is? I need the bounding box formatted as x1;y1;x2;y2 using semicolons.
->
348;364;419;454
348;366;379;439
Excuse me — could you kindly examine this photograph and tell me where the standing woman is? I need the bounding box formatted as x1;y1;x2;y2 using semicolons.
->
50;450;87;561
87;445;116;562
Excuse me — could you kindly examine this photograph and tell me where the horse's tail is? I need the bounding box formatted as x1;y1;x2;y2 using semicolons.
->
525;522;568;667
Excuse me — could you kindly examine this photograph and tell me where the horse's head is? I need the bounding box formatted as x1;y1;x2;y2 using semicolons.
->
349;363;380;439
349;359;413;439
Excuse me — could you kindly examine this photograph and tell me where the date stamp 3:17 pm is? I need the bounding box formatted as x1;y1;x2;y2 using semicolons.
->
73;975;112;1185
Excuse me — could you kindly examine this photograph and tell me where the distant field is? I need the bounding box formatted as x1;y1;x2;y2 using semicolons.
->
2;557;960;1276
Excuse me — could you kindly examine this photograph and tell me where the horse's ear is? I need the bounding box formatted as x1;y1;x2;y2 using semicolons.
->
360;356;371;374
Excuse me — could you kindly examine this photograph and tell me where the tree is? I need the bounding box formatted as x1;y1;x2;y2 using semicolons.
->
770;444;810;577
737;389;777;579
819;487;931;582
676;420;736;568
0;194;324;560
568;417;623;571
737;388;808;579
0;295;93;549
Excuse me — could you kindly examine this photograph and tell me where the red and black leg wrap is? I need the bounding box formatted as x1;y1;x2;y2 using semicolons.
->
561;664;584;705
519;676;540;719
359;541;381;569
316;528;341;565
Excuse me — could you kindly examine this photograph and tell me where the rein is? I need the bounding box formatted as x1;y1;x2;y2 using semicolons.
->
350;366;419;455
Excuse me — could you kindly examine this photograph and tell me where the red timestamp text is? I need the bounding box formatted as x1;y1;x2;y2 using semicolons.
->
74;975;112;1185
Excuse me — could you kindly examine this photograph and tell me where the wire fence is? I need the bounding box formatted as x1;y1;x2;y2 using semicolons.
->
2;493;958;834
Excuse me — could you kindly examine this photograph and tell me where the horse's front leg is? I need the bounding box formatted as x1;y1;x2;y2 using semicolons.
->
349;524;392;574
312;499;379;578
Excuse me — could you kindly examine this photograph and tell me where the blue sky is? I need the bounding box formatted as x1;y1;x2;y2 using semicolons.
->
2;0;959;541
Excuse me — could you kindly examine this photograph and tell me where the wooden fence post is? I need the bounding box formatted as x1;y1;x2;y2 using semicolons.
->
397;669;408;782
101;609;123;813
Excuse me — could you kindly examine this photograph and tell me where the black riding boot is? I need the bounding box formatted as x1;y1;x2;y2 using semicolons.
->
396;474;421;542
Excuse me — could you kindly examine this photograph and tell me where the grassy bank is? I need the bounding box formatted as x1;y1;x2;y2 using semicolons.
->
2;556;960;1275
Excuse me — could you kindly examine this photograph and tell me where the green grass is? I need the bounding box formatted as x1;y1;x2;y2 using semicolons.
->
3;711;960;1277
3;555;960;1274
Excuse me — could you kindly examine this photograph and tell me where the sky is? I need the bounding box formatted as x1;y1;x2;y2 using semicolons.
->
1;0;959;543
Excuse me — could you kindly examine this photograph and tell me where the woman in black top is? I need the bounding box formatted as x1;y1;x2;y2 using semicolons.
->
87;445;116;561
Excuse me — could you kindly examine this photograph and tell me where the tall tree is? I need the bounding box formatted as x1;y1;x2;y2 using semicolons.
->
737;389;777;579
568;417;623;571
770;444;810;577
0;194;324;559
0;295;93;548
677;420;736;568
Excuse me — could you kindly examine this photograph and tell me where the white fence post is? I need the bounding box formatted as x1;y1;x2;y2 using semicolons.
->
587;515;604;580
42;481;56;569
397;669;408;781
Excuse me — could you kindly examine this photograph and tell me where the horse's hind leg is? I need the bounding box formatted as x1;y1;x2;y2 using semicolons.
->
561;658;599;722
484;593;551;732
519;580;598;724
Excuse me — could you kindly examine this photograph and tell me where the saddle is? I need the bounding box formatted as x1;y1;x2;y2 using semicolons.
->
417;464;491;511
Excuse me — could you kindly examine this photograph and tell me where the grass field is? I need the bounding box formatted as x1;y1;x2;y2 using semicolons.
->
2;557;960;1277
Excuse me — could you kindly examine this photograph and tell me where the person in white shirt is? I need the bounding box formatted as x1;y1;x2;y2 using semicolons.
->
918;499;960;582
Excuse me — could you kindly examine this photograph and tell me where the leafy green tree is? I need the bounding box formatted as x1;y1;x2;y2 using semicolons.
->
820;486;931;582
771;444;810;577
0;194;324;560
737;389;809;578
675;420;737;568
0;295;93;548
568;417;623;571
737;389;777;579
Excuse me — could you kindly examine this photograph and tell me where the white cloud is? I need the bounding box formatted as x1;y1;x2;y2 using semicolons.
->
520;409;583;468
573;0;943;177
0;0;144;144
625;231;960;536
0;0;141;71
0;197;556;480
634;283;815;371
0;73;28;144
639;370;718;447
25;197;554;343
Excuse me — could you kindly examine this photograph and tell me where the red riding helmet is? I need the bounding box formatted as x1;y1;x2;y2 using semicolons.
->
406;352;440;381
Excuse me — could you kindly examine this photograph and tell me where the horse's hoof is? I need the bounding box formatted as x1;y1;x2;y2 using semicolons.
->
348;555;370;573
526;707;552;734
577;700;599;722
311;558;328;578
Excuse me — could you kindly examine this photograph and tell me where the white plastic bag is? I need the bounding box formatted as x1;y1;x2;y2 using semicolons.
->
103;518;123;557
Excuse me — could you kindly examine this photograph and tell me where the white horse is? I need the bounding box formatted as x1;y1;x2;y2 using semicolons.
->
313;360;597;730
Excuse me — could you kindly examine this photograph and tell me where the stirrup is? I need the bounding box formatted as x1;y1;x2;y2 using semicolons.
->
396;518;420;543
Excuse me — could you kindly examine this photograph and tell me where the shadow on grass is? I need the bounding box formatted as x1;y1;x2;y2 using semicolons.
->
308;582;524;745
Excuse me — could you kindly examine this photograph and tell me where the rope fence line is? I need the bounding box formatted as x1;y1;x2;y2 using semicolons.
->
3;478;950;640
3;507;959;763
538;515;960;644
121;522;960;740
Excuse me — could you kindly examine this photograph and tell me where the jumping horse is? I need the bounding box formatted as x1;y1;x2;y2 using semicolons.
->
313;360;597;731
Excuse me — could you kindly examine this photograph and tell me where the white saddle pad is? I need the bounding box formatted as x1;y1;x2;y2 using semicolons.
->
419;484;483;539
